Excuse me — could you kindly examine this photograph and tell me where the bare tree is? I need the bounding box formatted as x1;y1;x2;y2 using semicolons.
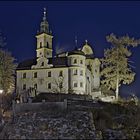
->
52;76;66;93
0;31;16;117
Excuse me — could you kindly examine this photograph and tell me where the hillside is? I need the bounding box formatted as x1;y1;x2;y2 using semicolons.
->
1;110;102;139
0;97;140;139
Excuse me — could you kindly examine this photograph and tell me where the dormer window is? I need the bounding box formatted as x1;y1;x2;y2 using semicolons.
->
41;62;44;66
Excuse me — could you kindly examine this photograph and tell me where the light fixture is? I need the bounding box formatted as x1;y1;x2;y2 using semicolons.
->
0;89;3;94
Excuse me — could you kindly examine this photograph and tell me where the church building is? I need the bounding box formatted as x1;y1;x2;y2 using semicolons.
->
16;9;101;101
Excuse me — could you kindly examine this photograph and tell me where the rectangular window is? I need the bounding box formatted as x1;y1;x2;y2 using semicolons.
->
40;42;42;48
34;72;37;78
87;77;89;80
74;82;78;87
74;59;77;64
48;83;51;89
34;83;37;89
80;60;83;64
59;71;63;76
48;71;51;77
73;69;78;75
80;82;83;87
23;73;26;79
80;70;83;76
23;84;26;90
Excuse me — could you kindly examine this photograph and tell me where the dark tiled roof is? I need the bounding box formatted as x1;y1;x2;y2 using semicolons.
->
17;58;37;70
16;57;67;70
68;50;85;56
52;57;67;67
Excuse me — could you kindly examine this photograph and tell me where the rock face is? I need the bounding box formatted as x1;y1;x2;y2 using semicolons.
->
4;111;102;139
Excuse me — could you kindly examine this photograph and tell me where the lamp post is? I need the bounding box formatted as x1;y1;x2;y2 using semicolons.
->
0;89;3;112
0;89;4;125
0;90;3;94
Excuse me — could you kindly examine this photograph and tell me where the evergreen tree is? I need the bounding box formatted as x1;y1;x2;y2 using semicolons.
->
101;33;140;100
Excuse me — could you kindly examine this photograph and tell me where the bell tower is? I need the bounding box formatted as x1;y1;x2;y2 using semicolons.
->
36;8;53;58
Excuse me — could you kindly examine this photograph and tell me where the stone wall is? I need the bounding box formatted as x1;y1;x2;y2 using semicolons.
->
14;100;67;114
3;111;102;139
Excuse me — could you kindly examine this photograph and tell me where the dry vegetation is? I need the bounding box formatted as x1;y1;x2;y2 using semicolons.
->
91;100;140;139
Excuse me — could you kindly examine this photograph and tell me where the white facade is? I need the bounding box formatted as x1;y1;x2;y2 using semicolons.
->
16;9;101;100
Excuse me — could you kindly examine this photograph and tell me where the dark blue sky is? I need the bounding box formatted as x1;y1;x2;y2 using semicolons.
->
0;1;140;97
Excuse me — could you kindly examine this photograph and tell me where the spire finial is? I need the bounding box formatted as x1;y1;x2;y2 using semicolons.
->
85;39;88;44
43;7;46;21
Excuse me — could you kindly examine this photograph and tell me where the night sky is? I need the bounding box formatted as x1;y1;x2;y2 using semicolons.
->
0;1;140;97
